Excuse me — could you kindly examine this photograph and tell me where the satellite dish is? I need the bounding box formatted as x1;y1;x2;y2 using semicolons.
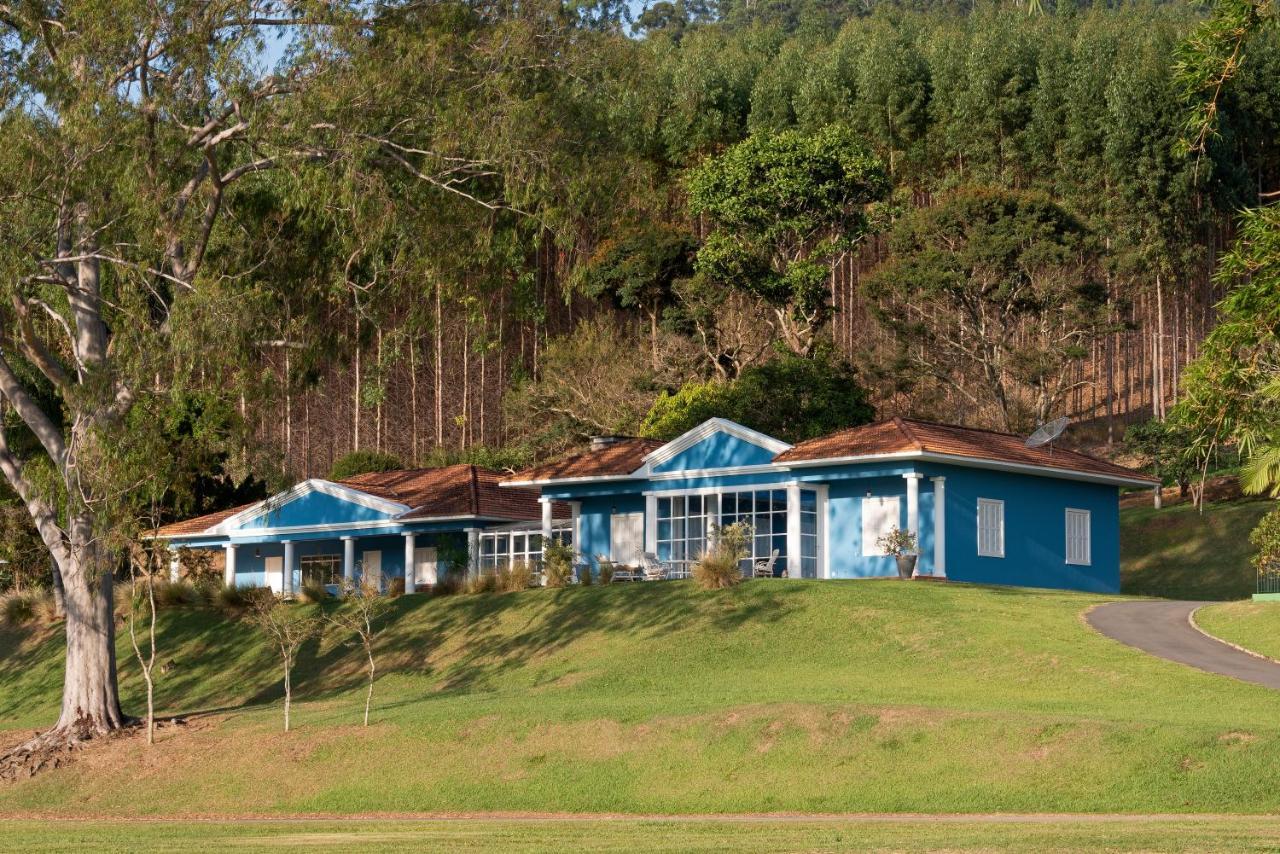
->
1026;416;1070;453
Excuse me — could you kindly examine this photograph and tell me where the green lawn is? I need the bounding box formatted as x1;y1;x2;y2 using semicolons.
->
1195;601;1280;661
6;816;1280;853
1120;499;1274;600
4;580;1280;818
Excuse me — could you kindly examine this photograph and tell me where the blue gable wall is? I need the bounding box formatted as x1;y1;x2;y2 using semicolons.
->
651;431;778;474
241;489;395;529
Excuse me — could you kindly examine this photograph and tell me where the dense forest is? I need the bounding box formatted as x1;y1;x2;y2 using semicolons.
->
239;3;1280;481
1;0;1279;594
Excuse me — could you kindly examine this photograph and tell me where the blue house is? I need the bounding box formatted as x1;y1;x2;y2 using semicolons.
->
157;464;570;593
500;418;1156;593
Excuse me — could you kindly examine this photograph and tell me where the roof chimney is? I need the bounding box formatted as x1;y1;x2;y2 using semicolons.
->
590;435;628;452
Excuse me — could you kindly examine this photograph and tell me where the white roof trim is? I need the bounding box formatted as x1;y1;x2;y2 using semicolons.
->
783;450;1154;487
641;418;792;469
207;479;412;535
500;473;641;488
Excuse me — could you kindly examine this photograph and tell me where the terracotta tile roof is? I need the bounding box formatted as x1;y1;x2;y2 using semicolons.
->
153;502;257;538
156;464;561;538
503;438;665;483
775;417;1157;484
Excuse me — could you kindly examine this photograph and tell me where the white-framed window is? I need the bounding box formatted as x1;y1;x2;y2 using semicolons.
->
1065;508;1091;565
862;496;901;557
719;489;790;573
656;494;716;573
300;554;341;586
478;522;572;572
977;498;1004;558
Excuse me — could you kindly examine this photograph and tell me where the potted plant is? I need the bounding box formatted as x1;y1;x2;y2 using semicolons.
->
876;527;919;579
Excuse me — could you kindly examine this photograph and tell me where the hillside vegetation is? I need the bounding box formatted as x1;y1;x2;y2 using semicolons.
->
1120;499;1272;600
3;580;1280;817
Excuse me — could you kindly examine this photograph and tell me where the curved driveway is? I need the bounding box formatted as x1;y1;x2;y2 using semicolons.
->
1087;600;1280;690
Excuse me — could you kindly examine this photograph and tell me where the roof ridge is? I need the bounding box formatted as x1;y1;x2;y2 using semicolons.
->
892;416;924;450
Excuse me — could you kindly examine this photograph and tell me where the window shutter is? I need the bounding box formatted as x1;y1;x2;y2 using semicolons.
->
1066;509;1090;565
977;499;1004;558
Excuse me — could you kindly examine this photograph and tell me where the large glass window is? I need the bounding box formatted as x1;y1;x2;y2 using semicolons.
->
656;494;715;577
300;554;341;586
719;488;790;575
800;489;818;578
479;523;572;572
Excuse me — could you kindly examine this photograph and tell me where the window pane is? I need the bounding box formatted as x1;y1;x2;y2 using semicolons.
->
800;490;816;511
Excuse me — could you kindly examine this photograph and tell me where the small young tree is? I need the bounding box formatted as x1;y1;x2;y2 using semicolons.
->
125;542;160;746
328;579;392;727
1125;419;1194;508
250;599;322;733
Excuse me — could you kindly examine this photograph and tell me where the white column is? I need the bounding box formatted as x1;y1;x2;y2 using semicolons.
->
403;532;417;594
223;544;237;587
282;540;296;595
569;501;582;550
466;528;481;579
540;497;554;544
904;473;922;542
644;494;658;557
342;536;356;584
816;485;830;579
931;477;947;578
786;482;801;578
169;547;181;582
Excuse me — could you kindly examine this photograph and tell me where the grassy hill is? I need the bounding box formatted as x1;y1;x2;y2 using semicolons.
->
3;579;1280;820
1120;499;1273;600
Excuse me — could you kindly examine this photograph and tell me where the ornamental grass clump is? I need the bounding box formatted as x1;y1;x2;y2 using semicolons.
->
502;561;535;592
693;522;752;590
154;578;203;609
1;590;38;627
298;579;330;604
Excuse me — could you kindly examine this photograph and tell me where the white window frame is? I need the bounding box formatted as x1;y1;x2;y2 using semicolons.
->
976;498;1005;558
1065;508;1091;566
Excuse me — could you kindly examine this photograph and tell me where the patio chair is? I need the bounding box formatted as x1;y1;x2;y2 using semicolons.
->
641;552;671;582
753;549;780;578
599;554;639;582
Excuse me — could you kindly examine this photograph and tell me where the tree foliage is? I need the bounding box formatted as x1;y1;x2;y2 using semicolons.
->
686;124;889;356
864;187;1109;432
641;353;874;443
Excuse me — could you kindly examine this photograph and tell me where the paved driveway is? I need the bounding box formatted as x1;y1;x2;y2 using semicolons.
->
1087;600;1280;689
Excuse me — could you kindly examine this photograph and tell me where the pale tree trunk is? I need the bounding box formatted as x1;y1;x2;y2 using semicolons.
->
283;646;293;733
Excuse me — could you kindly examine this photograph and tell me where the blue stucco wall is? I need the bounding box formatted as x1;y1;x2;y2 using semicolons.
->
651;431;777;474
576;493;645;569
926;463;1120;592
241;489;395;529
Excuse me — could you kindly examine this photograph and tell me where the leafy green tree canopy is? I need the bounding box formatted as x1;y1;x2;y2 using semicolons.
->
864;187;1107;431
640;352;875;443
686;123;889;356
329;451;405;481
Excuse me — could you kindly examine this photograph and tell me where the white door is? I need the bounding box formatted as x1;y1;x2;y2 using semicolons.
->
414;547;438;587
611;512;644;566
264;556;284;594
363;550;383;591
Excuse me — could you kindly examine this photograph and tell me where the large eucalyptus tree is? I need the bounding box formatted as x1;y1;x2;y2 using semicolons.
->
0;0;539;752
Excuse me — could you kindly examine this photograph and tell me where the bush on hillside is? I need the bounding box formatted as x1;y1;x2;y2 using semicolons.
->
155;578;203;608
693;522;752;590
465;572;499;594
543;540;574;588
501;561;535;592
214;584;273;616
432;571;464;597
299;579;330;604
2;590;37;627
1251;507;1280;586
328;450;404;481
597;561;614;585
